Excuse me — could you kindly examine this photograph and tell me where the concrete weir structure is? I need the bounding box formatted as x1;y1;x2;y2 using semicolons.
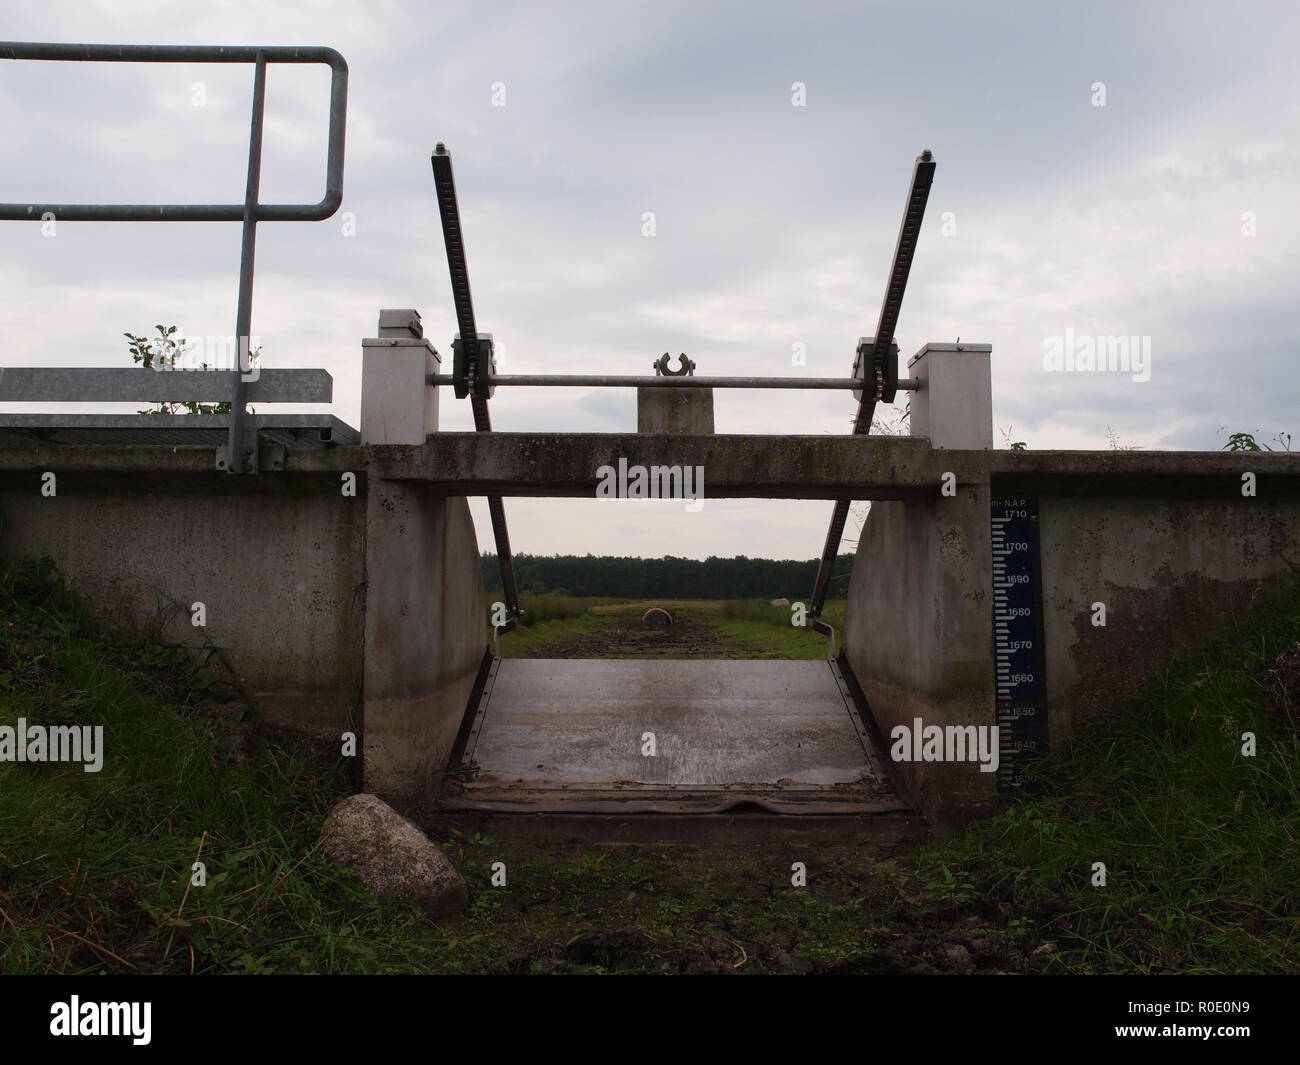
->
3;310;1300;833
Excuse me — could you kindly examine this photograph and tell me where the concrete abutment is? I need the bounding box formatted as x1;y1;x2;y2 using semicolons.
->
4;314;1300;830
842;344;997;829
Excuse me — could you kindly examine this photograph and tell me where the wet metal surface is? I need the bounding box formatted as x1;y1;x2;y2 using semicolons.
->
449;659;906;815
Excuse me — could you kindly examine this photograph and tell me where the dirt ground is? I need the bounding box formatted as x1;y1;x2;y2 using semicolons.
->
443;840;1060;975
524;607;758;659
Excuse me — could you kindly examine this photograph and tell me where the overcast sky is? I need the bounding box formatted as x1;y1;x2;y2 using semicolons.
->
2;0;1296;560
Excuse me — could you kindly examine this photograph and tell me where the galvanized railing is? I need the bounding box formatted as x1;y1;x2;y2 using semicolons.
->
0;363;354;461
0;42;349;473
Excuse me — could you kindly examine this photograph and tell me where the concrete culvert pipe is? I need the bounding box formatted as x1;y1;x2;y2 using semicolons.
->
642;607;674;628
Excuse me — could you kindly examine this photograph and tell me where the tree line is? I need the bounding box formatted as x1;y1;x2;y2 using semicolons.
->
481;553;856;600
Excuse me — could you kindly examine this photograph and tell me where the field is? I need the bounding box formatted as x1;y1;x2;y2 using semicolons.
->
2;561;1298;974
494;594;847;659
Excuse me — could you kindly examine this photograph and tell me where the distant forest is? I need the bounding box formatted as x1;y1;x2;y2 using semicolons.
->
481;553;856;600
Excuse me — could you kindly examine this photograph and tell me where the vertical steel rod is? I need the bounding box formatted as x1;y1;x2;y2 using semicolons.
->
228;52;267;474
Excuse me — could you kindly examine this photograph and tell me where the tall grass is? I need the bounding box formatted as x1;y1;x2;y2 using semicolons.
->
893;574;1300;973
717;598;844;626
0;557;438;974
485;591;631;628
4;556;1296;973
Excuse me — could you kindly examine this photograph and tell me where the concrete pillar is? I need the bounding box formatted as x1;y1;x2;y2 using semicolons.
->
638;388;714;432
637;355;714;432
359;307;485;810
842;341;996;830
362;483;486;811
907;342;992;448
842;486;995;830
360;309;441;445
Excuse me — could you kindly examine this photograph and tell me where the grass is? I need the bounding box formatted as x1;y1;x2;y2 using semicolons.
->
3;557;1298;973
917;584;1300;974
0;557;416;974
483;593;629;656
710;598;847;659
510;594;632;628
487;594;846;659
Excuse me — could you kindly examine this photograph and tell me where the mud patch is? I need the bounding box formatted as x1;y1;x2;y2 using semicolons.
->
525;607;759;659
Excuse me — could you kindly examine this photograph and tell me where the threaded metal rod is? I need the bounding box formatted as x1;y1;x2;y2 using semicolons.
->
429;374;920;391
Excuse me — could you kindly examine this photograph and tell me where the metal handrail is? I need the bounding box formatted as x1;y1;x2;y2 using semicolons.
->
0;41;349;472
0;367;333;403
0;43;347;221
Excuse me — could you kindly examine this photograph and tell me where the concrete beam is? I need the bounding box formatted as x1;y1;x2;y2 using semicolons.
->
380;433;989;499
7;442;1296;497
992;449;1300;498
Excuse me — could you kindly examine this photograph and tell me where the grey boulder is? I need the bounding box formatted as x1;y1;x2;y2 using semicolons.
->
320;793;469;919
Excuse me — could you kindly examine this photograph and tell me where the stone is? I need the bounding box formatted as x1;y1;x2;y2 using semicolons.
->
320;793;468;918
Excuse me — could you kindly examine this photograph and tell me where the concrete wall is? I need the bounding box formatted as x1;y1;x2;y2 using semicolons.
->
1035;495;1300;740
362;479;485;807
842;486;998;831
6;425;1299;831
842;342;1300;827
0;466;366;740
845;442;1300;828
0;450;488;814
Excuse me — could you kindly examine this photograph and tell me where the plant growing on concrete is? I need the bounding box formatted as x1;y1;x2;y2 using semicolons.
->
1220;428;1292;453
124;324;261;416
1105;426;1140;451
998;425;1027;450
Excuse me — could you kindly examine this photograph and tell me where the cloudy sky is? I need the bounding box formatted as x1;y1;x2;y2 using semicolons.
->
2;0;1296;560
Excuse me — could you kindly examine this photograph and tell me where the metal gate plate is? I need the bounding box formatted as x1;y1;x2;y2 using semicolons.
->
445;658;907;815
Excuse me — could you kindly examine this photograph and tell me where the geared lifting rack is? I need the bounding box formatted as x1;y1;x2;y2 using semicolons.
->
428;145;937;640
